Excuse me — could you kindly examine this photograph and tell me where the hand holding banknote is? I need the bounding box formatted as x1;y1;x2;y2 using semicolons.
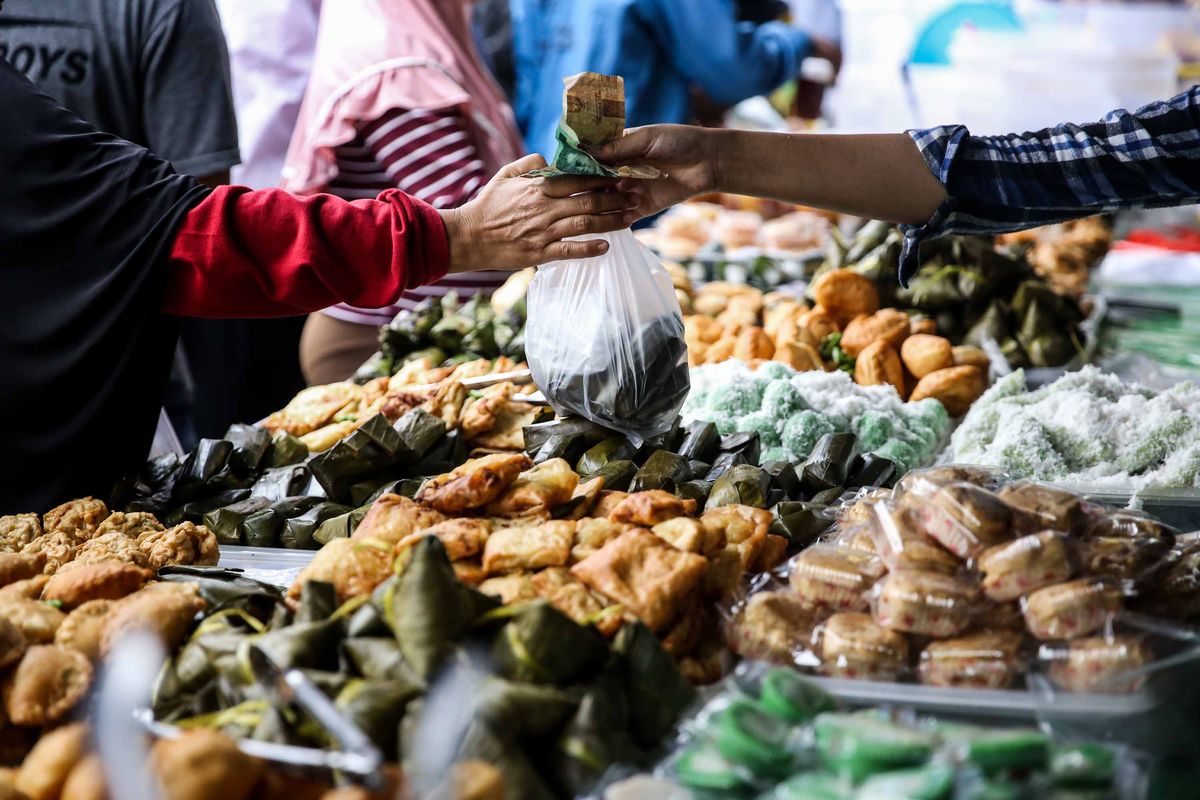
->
591;125;721;219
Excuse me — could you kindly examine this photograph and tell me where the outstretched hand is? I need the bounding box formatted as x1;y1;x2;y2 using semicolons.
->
590;125;721;219
441;154;640;272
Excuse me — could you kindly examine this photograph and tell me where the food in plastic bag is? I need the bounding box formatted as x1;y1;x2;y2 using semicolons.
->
727;591;822;664
873;569;976;638
819;612;909;681
977;531;1075;602
525;229;689;444
1042;634;1150;694
1080;512;1177;582
1022;578;1122;640
917;629;1024;689
996;481;1085;534
788;544;886;612
903;482;1013;558
865;505;960;575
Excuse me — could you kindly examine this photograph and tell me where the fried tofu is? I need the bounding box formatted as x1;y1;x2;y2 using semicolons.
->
264;382;362;436
607;490;697;527
0;551;47;586
651;517;707;553
592;491;630;519
452;560;486;586
287;537;394;604
570;518;630;564
484;458;579;517
470;402;539;451
354;494;448;546
459;382;515;440
478;572;538;604
701;505;772;567
43;497;108;541
530;567;621;636
559;477;605;521
416;453;533;513
571;529;708;632
136;523;218;570
481;521;574;574
395;518;491;562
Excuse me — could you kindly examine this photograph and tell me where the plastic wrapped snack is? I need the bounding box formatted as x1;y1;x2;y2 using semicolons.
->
819;612;909;681
1022;578;1122;640
865;504;961;575
727;590;822;665
873;569;976;638
996;481;1085;534
917;629;1025;689
977;531;1075;602
893;464;1007;497
526;229;689;443
787;543;886;612
1042;634;1151;694
1080;512;1177;583
903;482;1014;559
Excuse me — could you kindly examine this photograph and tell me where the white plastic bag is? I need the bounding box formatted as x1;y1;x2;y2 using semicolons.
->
525;229;690;444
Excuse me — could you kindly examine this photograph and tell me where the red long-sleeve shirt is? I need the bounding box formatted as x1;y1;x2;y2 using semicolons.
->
163;185;451;318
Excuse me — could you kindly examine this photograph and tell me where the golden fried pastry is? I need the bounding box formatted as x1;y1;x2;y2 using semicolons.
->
43;498;109;541
909;365;986;416
651;517;708;553
733;327;775;361
3;645;92;725
484;458;579;517
572;529;708;632
854;341;904;396
918;629;1024;690
477;572;538;605
0;597;65;643
753;534;790;573
592;491;630;520
452;561;485;586
606;490;696;527
951;344;990;369
820;612;908;681
700;545;745;600
264;382;362;436
0;514;41;554
811;269;879;326
558;477;605;521
529;567;619;636
395;518;490;562
286;538;393;604
772;341;824;372
0;574;49;600
152;729;263;800
728;591;820;664
93;511;165;539
4;549;49;582
459;382;516;440
299;420;359;452
15;722;88;800
840;308;910;358
1023;579;1122;641
42;563;149;609
874;569;976;638
469;402;539;451
72;532;152;569
900;334;954;379
481;520;574;574
136;523;218;570
100;584;205;655
415;453;533;513
704;336;736;364
570;518;630;563
700;505;772;566
789;544;886;612
55;600;115;662
353;494;447;547
0;616;25;669
60;754;108;800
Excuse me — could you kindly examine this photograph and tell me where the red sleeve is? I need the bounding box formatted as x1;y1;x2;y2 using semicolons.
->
162;185;450;318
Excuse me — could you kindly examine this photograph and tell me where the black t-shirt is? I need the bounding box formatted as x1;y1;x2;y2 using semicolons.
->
0;59;207;514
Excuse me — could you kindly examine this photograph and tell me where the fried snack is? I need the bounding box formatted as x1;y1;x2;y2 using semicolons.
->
416;453;533;513
0;551;47;586
789;544;886;611
908;365;985;416
908;482;1013;558
910;317;937;336
0;514;41;554
100;583;204;655
606;490;696;527
42;563;148;609
773;341;824;372
43;498;109;541
136;523;218;570
287;538;393;604
572;529;708;632
72;532;151;569
592;491;629;519
854;341;904;396
820;612;908;681
395;518;490;562
0;616;25;669
874;569;976;638
796;308;840;348
951;344;990;369
484;458;579;517
700;505;771;562
452;561;485;586
530;567;620;636
918;630;1024;690
469;401;540;451
900;334;954;379
14;722;88;800
3;645;92;725
733;327;775;361
0;597;65;643
728;591;821;663
811;269;880;326
700;545;745;600
352;494;447;547
754;534;790;573
1044;635;1150;694
477;572;538;604
651;517;710;554
841;308;910;358
459;381;516;440
481;520;574;574
55;600;115;662
559;477;605;521
94;511;165;539
152;728;264;800
570;518;630;563
997;482;1085;534
978;532;1074;602
20;535;75;575
60;754;108;800
264;382;361;436
1023;579;1122;640
298;420;359;452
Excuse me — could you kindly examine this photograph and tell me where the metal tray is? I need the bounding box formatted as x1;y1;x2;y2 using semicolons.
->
218;545;315;587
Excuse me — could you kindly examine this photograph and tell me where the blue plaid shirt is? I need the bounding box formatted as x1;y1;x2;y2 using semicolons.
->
899;85;1200;284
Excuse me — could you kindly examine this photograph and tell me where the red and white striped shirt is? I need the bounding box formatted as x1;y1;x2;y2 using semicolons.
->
321;107;511;326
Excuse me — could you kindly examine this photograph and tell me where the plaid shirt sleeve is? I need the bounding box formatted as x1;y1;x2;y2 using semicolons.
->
898;85;1200;283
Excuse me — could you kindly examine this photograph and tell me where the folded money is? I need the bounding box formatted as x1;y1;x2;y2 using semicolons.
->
525;72;661;179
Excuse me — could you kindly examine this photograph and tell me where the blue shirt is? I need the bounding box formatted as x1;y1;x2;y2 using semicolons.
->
510;0;811;159
901;86;1200;284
